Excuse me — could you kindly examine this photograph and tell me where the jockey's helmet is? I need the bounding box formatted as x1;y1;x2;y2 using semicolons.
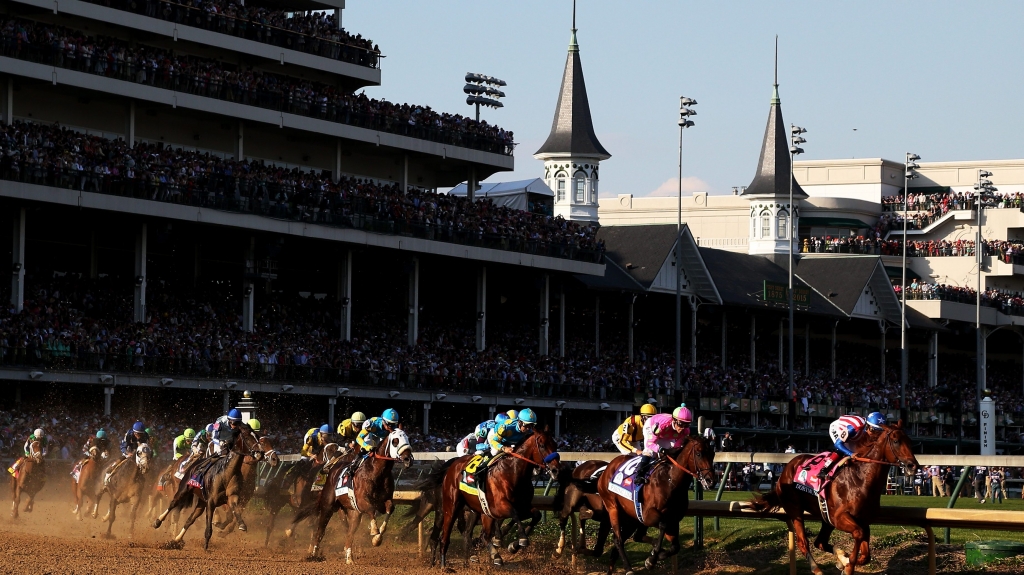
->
132;421;145;433
33;428;44;438
350;411;367;426
205;423;215;435
319;424;331;434
382;408;400;426
518;408;538;427
145;427;154;436
183;428;196;440
494;413;509;426
672;404;694;423
866;412;887;430
506;409;518;420
227;408;243;422
96;429;107;439
247;419;261;432
640;404;658;417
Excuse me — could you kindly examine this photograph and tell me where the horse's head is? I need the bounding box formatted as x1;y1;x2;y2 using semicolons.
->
135;443;153;474
671;435;716;490
320;442;341;464
234;426;264;461
88;445;99;458
520;428;560;478
27;440;43;462
385;429;414;468
258;436;280;467
878;421;919;474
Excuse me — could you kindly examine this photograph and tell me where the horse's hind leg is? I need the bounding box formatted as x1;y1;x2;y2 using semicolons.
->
173;499;205;543
309;505;336;559
344;509;363;564
814;523;836;554
104;499;118;538
791;516;823;575
605;506;632;575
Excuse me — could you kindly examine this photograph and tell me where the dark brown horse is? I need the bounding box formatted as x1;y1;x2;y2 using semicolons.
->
153;425;263;549
556;459;613;557
99;443;155;539
214;435;279;534
428;430;560;568
71;444;107;521
10;440;45;519
287;430;413;564
750;422;919;575
263;443;341;546
597;436;716;575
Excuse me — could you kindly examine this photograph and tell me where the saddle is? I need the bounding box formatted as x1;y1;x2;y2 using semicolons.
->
311;454;345;492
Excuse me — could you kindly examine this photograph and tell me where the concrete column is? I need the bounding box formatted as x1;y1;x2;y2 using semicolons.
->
223;391;230;414
929;331;939;387
690;297;698;368
402;154;409;194
977;327;988;395
242;237;255;332
488;405;496;420
334;7;342;29
339;250;352;341
539;274;549;356
103;387;114;417
559;285;566;358
594;294;600;357
408;258;419;347
778;319;784;375
467;167;477;202
721;312;728;370
879;322;887;387
89;231;98;279
236;121;244;160
133;223;147;323
328;398;337;429
4;77;12;123
750;315;756;371
127;100;135;148
334;140;342;184
422;402;431;435
10;207;25;312
554;409;562;437
628;296;635;363
476;267;486;351
832;322;838;380
805;323;810;377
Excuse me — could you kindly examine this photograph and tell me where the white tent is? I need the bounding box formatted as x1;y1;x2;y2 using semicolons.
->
449;178;554;212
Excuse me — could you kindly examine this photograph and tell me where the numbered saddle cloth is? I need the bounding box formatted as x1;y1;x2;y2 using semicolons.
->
71;459;86;483
458;453;499;496
186;457;222;491
173;454;196;480
794;452;842;495
607;456;645;522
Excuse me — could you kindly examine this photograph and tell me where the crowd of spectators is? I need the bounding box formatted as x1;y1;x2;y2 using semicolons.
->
876;188;1024;237
896;281;1024;317
0;16;512;155
81;0;381;67
0;120;598;261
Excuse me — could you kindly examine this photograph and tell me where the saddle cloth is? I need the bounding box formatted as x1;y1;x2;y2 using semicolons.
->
794;452;842;495
607;456;645;523
71;459;86;484
173;454;197;480
312;455;344;492
104;458;131;486
458;453;506;496
186;457;222;491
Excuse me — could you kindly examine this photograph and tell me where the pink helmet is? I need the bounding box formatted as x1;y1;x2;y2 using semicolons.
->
672;404;693;423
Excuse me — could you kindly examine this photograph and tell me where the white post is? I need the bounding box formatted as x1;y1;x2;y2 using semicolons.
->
408;259;419;347
690;297;698;368
4;77;12;123
832;322;838;380
979;392;996;455
10;207;25;312
467;167;477;202
223;391;231;414
423;403;431;436
929;331;938;388
554;409;562;438
402;154;409;194
778;319;784;375
328;398;337;429
236;121;244;160
628;296;635;363
721;312;727;370
334;140;342;184
476;267;486;351
127;100;136;148
133;224;147;323
103;386;114;417
242;237;254;332
805;323;810;377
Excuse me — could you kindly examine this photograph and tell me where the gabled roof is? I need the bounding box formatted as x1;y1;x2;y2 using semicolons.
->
741;85;807;199
449;178;553;198
574;259;646;293
596;225;719;303
533;29;610;160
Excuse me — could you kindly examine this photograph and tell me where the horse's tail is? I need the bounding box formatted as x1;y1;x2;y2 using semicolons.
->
291;501;319;524
410;458;455;493
748;481;781;513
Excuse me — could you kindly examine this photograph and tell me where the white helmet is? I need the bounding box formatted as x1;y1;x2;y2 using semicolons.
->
351;412;367;425
33;428;44;437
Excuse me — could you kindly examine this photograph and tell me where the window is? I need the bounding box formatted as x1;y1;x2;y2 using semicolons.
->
760;215;771;238
592;180;598;201
777;214;788;239
556;179;565;202
575;179;585;203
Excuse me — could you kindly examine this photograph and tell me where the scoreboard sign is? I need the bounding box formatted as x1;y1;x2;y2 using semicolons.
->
763;281;811;306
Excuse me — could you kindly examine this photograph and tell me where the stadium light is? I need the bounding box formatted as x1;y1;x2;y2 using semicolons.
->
975;169;999;411
676;95;697;391
788;124;806;401
464;73;506;122
901;152;921;423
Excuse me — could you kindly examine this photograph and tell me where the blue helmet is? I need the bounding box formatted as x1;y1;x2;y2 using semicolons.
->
518;408;538;426
494;413;509;426
96;429;107;439
227;408;242;422
205;423;215;434
132;421;145;433
319;424;331;434
382;409;400;425
866;412;887;430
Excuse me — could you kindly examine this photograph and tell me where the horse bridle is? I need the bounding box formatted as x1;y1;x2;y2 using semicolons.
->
233;430;263;460
665;437;714;490
852;427;912;468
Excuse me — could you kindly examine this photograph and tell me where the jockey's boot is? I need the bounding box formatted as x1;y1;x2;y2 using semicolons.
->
635;455;652;485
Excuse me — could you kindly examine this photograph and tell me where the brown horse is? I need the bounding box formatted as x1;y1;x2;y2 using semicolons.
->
750;422;919;575
10;440;45;519
428;430;560;568
287;430;413;563
597;436;716;575
263;442;341;546
153;425;263;549
99;443;155;538
214;435;279;534
556;459;621;558
71;445;107;521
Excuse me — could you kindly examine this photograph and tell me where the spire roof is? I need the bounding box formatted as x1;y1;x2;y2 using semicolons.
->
533;27;610;160
741;85;807;199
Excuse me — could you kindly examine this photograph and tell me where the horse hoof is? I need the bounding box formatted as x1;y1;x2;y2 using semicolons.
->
238;522;247;532
645;556;656;570
493;558;503;566
518;538;529;548
371;534;383;547
160;540;185;550
153;519;163;529
284;528;293;538
508;542;518;554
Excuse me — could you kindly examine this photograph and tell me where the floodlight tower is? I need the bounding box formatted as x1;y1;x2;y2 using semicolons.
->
464;73;506;122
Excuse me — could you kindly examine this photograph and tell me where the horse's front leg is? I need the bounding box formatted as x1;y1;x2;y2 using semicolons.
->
344;509;363;564
814;522;836;554
481;516;504;566
791;516;823;575
506;508;527;554
645;525;665;570
605;504;633;575
377;498;394;537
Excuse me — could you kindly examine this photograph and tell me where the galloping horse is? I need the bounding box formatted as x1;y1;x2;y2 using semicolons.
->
10;440;45;519
71;443;106;520
153;425;263;549
99;443;154;538
428;430;560;568
555;459;618;558
597;436;716;575
263;442;341;546
750;422;919;575
214;434;279;534
288;430;413;564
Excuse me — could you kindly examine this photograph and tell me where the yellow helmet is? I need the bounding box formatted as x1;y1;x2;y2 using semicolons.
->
640;404;658;416
350;412;367;425
247;419;261;432
506;409;518;419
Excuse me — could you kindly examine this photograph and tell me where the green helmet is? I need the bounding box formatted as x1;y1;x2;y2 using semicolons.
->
183;428;196;441
145;427;154;436
248;419;261;432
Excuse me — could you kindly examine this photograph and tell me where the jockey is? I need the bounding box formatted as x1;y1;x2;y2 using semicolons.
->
488;408;537;456
357;409;399;454
173;429;196;460
192;423;214;455
635;404;693;484
336;411;367;451
85;429;111;459
146;427;159;459
613;403;658;455
471;413;508;455
211;409;243;455
9;428;49;475
829;412;885;457
301;424;333;459
121;422;149;458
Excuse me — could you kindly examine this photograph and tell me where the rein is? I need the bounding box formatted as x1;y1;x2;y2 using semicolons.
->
851;428;905;467
504;450;544;467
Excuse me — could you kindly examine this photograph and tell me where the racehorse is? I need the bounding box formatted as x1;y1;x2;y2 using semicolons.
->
214;434;279;534
750;422;919;575
10;440;45;519
263;443;341;546
287;430;413;564
99;443;154;539
428;430;560;568
153;424;263;549
71;443;106;521
597;436;716;575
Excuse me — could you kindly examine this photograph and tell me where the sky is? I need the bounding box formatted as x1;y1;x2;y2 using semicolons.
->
340;1;1024;197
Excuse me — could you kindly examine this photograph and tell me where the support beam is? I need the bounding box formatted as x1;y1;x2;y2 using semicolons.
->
594;294;600;357
334;6;342;29
805;323;810;377
721;312;728;370
103;386;114;417
223;391;230;414
328;397;337;429
408;258;420;347
89;231;98;279
977;327;987;394
242;236;255;332
467;167;477;202
193;241;201;286
628;296;635;363
339;250;352;341
236;120;244;160
422;402;431;435
832;322;838;380
880;322;887;387
4;77;12;123
402;153;409;194
778;319;784;376
10;207;25;312
929;330;938;388
559;284;566;358
133;223;147;323
476;266;486;351
690;297;698;370
554;409;562;438
539;274;550;356
127;100;135;148
750;315;756;371
334;140;342;184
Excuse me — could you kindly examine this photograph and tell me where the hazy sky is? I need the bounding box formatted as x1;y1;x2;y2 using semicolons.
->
343;1;1024;197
